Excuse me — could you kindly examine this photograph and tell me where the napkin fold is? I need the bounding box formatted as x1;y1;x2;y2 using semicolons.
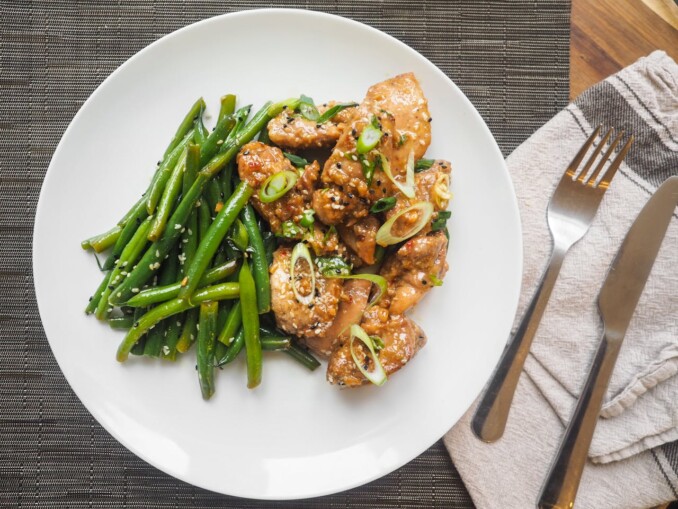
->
445;51;678;508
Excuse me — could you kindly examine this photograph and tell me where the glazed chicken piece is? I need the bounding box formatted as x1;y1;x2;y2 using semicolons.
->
237;141;318;235
313;73;431;226
313;278;372;357
327;306;427;387
267;101;358;150
380;231;449;315
313;73;432;264
270;246;343;347
337;216;379;265
387;159;452;238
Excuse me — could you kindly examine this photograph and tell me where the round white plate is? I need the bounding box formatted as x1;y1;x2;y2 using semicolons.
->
33;9;522;500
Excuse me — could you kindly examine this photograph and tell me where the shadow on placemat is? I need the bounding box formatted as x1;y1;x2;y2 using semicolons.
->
0;1;570;507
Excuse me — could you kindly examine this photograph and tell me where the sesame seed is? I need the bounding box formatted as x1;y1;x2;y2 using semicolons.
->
155;250;160;257
132;288;140;293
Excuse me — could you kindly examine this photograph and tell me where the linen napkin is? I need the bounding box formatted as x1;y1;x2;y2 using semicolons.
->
445;51;678;509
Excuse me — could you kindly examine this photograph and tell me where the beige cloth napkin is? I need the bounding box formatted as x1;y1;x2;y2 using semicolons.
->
445;51;678;508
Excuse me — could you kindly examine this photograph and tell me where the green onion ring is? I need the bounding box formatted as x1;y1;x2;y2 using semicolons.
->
376;202;434;246
349;324;387;386
259;170;298;203
379;152;415;199
290;242;315;305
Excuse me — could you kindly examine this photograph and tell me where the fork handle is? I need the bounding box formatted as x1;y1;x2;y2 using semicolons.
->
471;246;566;442
538;334;620;509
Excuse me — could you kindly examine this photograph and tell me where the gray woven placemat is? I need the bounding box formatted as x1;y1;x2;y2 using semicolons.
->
0;1;570;507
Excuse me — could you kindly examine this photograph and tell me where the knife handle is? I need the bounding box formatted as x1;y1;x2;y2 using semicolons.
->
538;332;621;509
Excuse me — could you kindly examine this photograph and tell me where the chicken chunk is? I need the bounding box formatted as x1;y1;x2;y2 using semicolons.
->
270;247;343;346
310;278;372;357
337;216;379;265
326;306;427;387
313;73;431;228
380;231;449;315
237;142;318;234
267;101;358;150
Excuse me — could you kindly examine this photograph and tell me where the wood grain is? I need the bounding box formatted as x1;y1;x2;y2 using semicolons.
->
570;0;678;99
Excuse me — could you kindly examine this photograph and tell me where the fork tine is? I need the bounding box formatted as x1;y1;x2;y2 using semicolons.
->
598;135;634;190
576;128;613;182
566;125;602;178
584;131;624;186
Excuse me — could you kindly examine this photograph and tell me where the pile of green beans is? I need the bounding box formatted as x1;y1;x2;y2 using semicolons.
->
82;95;320;399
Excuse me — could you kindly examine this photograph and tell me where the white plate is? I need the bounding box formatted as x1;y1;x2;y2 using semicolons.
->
33;9;522;500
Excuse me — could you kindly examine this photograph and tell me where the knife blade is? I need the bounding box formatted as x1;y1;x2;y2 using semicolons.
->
539;175;678;509
598;175;678;340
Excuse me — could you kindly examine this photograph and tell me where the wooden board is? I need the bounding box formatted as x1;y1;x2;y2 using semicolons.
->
571;0;678;99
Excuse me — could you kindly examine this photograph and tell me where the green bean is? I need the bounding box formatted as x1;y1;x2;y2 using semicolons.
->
217;300;242;346
176;308;198;353
197;301;218;399
199;102;271;180
229;218;249;252
218;94;236;123
194;112;208;145
214;340;227;361
130;304;147;356
285;342;321;371
178;181;253;301
198;199;211;241
199;113;236;167
125;278;238;308
205;178;222;213
144;244;180;357
217;301;231;331
260;335;291;351
217;106;249;199
96;217;152;319
109;101;280;305
179;144;201;269
257;120;271;145
85;271;113;314
108;316;134;330
162;98;206;160
146;128;196;215
216;328;244;366
148;150;186;241
82;225;122;252
241;204;271;313
183;142;200;193
103;201;148;270
219;161;234;203
117;281;242;361
239;262;262;388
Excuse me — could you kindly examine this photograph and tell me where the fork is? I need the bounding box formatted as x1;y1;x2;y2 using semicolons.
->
471;126;634;443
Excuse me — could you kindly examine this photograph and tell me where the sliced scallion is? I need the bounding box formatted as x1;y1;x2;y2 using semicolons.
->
290;243;315;305
349;324;387;386
316;102;358;124
376;202;434;246
283;152;309;168
380;152;415;199
357;117;383;154
259;170;298;203
298;94;320;122
370;196;397;214
415;158;435;172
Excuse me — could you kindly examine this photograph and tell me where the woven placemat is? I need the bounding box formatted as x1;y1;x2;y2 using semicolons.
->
0;1;570;507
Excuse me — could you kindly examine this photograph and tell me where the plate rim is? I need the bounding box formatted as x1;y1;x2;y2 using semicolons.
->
33;7;523;500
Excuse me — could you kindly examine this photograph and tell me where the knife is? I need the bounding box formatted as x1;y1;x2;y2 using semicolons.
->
538;175;678;509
